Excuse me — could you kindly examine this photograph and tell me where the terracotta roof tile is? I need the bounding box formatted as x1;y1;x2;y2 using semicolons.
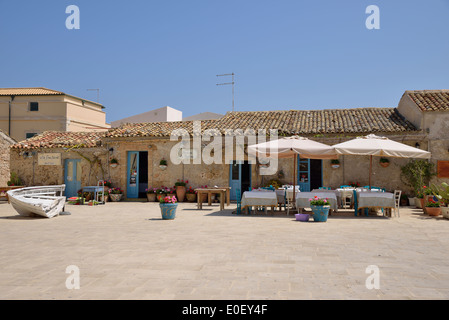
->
406;90;449;112
106;107;417;138
11;131;104;149
0;87;64;96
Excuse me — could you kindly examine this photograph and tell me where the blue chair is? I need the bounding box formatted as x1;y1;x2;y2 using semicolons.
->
340;185;351;188
319;187;331;190
236;189;242;215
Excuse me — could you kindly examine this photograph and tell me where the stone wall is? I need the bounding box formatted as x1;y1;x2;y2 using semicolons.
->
0;131;15;186
10;147;109;188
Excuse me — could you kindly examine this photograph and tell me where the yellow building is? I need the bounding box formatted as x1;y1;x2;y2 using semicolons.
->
0;87;110;141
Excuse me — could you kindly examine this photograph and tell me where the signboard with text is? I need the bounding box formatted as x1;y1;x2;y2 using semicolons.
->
38;153;62;166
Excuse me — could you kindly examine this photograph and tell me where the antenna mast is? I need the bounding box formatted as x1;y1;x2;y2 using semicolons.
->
216;73;235;112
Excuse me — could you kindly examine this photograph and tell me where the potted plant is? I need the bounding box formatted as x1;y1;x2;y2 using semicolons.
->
425;198;441;216
430;182;449;219
110;158;118;168
159;159;168;170
400;194;409;206
331;159;340;169
98;191;109;203
175;179;188;202
7;172;23;187
309;196;331;222
99;180;112;192
156;187;168;201
146;188;157;202
295;211;310;222
109;187;123;201
416;191;424;209
159;195;178;220
379;157;390;167
186;186;197;202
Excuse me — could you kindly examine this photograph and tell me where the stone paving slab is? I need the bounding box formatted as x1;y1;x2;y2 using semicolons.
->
0;200;449;300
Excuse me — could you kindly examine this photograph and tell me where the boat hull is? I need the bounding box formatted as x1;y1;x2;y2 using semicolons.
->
7;185;66;218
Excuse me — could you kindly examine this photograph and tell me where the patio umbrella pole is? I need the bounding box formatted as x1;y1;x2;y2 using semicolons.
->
369;155;372;190
293;154;296;210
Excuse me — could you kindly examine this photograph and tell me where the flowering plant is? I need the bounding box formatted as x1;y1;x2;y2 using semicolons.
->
109;187;123;194
425;198;440;207
146;187;157;194
348;181;360;188
422;185;432;195
175;179;188;187
186;186;197;194
100;180;113;188
160;195;177;203
309;196;330;206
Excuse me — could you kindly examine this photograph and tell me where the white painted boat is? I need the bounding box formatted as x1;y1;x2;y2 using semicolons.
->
7;185;66;218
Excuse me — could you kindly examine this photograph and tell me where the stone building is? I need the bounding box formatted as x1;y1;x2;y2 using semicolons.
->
0;130;16;186
9;89;449;200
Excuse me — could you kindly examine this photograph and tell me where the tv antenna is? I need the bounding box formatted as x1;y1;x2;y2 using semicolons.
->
87;88;100;103
216;73;235;112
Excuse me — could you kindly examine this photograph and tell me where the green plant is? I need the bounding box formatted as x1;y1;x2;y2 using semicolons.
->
109;187;123;194
425;198;440;207
7;172;23;186
110;158;118;164
379;157;389;163
159;159;167;166
175;179;188;186
159;195;177;203
265;179;282;189
309;196;330;206
430;182;449;205
400;160;436;197
186;186;197;194
331;159;340;164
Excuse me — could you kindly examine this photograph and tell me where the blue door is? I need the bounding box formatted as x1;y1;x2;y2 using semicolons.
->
297;158;311;192
229;161;252;201
229;161;242;201
64;159;81;198
127;151;139;198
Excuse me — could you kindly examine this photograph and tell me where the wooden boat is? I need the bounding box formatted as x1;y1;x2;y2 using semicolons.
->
7;185;66;218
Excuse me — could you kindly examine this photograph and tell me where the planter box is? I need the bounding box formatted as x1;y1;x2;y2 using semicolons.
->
295;213;310;222
109;194;123;202
441;207;449;219
426;207;441;216
186;193;197;202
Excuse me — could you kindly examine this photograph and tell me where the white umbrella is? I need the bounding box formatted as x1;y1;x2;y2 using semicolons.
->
332;134;431;188
248;136;338;204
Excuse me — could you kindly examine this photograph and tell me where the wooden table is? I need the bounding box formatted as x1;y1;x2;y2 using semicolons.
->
195;188;227;211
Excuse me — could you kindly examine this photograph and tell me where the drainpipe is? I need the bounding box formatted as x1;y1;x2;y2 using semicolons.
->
8;95;15;136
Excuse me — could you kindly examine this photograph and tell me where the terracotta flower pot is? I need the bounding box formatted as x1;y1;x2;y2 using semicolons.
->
380;162;390;168
426;207;441;216
176;186;186;202
147;193;156;202
186;193;197;202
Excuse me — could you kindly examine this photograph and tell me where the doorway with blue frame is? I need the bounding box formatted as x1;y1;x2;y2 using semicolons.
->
126;151;148;199
229;160;251;201
297;158;323;192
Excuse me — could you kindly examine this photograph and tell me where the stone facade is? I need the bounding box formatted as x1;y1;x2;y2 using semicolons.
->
0;130;15;186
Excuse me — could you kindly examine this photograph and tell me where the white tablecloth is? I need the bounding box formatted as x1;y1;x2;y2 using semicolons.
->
241;191;278;208
357;192;395;209
296;192;339;211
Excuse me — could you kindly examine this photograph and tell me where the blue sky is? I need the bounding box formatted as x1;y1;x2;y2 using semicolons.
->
1;0;448;123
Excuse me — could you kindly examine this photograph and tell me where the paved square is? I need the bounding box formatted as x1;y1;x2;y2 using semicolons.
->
1;201;449;300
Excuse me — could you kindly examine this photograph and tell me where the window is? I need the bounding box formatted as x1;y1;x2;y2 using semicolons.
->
26;133;37;139
29;102;39;111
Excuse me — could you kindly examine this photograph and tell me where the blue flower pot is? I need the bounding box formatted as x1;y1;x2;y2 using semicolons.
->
310;205;330;222
159;203;178;220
